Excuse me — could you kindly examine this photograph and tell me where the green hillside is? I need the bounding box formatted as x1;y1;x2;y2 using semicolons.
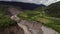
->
17;1;60;34
45;1;60;18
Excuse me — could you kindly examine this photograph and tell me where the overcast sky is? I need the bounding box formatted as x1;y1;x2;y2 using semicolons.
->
0;0;60;6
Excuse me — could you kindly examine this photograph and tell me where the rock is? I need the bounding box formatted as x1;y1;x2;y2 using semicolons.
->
41;26;59;34
18;20;43;34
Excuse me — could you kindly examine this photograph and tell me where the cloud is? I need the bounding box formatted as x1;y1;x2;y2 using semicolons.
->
12;0;60;6
43;0;60;6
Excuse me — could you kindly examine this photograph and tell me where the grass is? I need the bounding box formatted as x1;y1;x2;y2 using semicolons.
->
17;10;60;33
0;6;16;30
0;14;16;28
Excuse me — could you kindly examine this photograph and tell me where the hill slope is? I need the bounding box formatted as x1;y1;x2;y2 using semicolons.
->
45;1;60;18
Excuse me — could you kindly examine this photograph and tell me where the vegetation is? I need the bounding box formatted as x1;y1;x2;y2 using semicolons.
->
0;5;16;30
45;1;60;18
18;10;60;33
0;1;60;34
17;2;60;33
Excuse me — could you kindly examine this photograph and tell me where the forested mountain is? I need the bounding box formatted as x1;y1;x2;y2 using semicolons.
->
0;1;45;10
45;1;60;18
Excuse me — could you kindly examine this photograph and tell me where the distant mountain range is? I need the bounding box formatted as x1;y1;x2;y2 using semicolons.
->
0;1;46;10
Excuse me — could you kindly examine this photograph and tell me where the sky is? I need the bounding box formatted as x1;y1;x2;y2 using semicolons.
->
0;0;60;6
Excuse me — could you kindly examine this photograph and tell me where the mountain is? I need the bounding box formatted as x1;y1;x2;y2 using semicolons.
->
45;1;60;18
0;1;45;10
